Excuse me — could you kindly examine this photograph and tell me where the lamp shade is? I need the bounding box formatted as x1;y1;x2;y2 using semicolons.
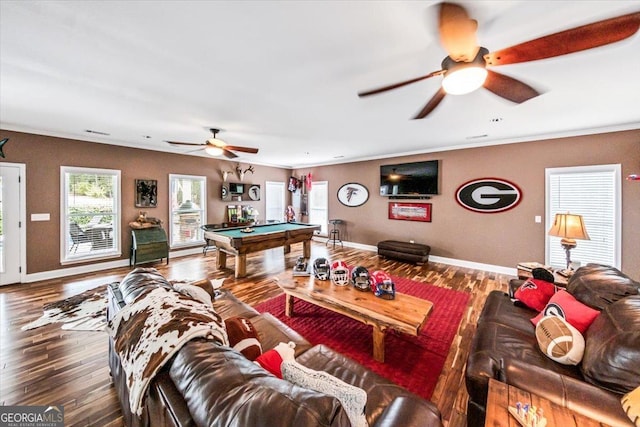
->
441;66;488;95
548;213;590;240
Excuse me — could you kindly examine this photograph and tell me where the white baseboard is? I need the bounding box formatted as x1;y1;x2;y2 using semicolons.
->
318;238;517;276
25;241;516;283
24;246;203;283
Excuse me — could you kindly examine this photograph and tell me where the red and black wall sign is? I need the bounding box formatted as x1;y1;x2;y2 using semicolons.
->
455;178;522;213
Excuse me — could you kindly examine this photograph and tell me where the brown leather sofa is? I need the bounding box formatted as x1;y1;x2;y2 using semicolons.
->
107;268;443;427
465;264;640;427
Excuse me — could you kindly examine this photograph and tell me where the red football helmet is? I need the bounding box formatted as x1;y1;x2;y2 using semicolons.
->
370;270;396;300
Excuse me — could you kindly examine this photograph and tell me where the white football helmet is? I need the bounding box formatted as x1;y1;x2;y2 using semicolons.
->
330;260;350;286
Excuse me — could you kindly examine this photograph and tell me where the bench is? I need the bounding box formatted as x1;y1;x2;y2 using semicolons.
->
377;240;431;265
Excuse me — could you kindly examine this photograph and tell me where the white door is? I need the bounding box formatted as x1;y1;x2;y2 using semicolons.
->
0;164;23;285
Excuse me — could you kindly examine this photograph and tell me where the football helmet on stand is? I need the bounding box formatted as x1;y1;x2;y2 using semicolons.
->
330;260;350;286
313;258;330;280
370;270;396;300
351;266;371;291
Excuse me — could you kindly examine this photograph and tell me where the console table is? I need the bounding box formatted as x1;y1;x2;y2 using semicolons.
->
130;227;169;266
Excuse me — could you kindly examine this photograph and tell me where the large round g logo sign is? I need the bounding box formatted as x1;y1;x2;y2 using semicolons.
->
456;178;522;213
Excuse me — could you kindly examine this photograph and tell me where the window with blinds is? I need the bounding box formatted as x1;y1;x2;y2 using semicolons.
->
265;181;285;223
545;164;621;269
61;166;121;263
308;181;328;235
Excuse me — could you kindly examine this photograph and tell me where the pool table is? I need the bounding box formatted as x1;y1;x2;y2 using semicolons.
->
203;222;321;278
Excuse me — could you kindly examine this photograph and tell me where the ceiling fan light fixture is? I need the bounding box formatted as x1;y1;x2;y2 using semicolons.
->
442;66;488;95
205;146;224;156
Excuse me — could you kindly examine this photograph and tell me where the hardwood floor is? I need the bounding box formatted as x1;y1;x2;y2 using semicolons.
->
0;241;512;426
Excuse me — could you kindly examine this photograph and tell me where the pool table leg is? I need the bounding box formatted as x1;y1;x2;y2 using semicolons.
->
302;240;311;258
216;250;227;270
235;254;247;278
284;244;291;254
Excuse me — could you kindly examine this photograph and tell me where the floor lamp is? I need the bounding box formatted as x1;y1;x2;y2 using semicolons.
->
548;213;590;273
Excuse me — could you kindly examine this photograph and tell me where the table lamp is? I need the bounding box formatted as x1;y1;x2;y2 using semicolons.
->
548;213;590;272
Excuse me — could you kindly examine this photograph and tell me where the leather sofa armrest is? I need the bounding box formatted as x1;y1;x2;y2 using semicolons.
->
501;357;631;427
372;396;443;427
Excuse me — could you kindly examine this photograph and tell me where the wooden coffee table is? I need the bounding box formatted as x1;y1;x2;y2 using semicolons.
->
276;276;433;363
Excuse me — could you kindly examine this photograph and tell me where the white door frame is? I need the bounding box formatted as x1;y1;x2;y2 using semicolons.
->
0;162;27;285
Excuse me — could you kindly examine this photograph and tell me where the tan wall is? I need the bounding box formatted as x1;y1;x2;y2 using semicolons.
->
0;130;290;274
295;130;640;280
2;129;638;280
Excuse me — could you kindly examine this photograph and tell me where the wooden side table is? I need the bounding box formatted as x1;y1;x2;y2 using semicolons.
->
517;263;569;287
485;379;613;427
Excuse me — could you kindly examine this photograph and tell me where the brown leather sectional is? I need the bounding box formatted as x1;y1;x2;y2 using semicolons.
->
107;268;443;427
465;264;640;427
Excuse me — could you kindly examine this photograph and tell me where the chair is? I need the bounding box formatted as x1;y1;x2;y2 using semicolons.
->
326;219;344;249
69;222;91;253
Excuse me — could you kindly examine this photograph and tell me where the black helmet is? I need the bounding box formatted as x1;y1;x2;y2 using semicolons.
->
313;257;330;280
351;266;370;291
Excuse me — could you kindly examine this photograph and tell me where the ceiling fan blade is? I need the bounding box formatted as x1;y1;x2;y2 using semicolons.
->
224;145;259;154
439;2;481;62
483;70;540;103
166;141;206;147
358;70;444;97
223;149;238;159
412;87;447;119
485;12;640;66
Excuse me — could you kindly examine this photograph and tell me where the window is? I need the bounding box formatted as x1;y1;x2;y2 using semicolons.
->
169;174;206;247
265;181;285;223
308;181;328;235
61;166;121;263
545;164;621;269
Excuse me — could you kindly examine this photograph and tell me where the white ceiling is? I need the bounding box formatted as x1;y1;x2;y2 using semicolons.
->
1;1;639;169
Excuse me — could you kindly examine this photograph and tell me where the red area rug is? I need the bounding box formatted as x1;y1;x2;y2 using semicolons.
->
254;276;470;399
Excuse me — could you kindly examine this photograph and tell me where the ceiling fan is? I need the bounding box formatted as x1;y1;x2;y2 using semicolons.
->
166;128;259;159
358;3;640;119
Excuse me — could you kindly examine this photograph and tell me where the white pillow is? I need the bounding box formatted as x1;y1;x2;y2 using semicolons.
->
535;315;585;365
282;360;368;427
173;283;212;306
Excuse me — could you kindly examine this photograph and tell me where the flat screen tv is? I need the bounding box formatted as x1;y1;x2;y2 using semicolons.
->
380;160;439;197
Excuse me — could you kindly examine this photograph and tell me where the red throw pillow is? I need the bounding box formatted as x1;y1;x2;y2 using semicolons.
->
531;290;601;334
514;278;557;312
224;317;262;361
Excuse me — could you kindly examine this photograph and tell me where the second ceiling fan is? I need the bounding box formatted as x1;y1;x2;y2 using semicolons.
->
358;3;640;119
166;128;259;159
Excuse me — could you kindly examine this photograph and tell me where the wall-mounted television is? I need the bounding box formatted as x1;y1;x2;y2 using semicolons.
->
380;160;439;197
229;183;244;194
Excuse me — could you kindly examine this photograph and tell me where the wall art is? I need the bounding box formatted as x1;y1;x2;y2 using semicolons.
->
388;202;432;222
135;179;157;208
337;183;369;207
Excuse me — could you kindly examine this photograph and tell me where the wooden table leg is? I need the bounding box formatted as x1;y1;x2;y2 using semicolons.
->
235;254;247;278
303;240;311;258
372;325;386;363
284;244;291;254
285;294;294;317
216;250;227;270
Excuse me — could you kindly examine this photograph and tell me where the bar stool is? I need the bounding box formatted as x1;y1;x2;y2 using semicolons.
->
326;219;344;249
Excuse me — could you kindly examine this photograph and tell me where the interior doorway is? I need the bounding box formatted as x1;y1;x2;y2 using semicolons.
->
0;163;25;285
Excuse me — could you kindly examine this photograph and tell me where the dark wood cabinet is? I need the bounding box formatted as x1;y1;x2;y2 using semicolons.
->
130;227;169;266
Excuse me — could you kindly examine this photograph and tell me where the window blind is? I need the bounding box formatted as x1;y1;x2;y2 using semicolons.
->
546;165;620;269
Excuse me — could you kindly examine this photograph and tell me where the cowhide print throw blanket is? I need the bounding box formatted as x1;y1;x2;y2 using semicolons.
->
108;286;229;416
21;284;109;331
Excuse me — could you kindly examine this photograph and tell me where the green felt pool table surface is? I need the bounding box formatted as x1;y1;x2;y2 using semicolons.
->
212;222;318;239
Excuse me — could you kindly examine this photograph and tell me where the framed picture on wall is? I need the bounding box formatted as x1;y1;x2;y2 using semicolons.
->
388;202;432;222
337;183;369;207
135;179;158;208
